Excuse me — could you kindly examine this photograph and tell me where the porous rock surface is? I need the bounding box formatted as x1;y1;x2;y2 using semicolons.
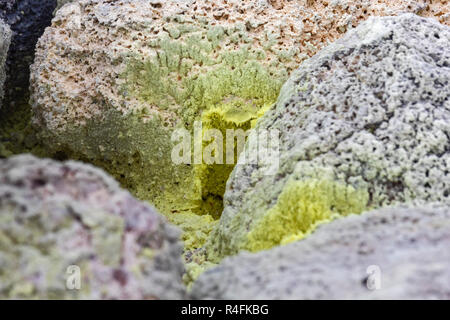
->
0;0;57;106
30;0;448;225
0;154;186;299
205;14;450;260
0;18;10;107
192;205;450;299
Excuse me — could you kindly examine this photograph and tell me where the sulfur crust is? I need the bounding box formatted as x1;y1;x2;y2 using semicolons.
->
121;30;283;207
245;178;370;252
35;10;288;231
166;211;218;251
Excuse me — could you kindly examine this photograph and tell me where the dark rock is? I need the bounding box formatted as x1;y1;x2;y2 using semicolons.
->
0;0;57;106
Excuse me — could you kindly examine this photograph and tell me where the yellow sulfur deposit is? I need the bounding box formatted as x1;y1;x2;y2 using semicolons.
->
245;178;370;252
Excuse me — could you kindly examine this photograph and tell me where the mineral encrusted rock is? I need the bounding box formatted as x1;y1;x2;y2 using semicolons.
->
29;1;448;250
205;14;450;261
192;205;450;299
0;155;186;299
0;0;57;106
0;18;10;107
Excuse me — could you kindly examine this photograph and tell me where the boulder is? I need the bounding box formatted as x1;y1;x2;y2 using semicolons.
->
0;154;186;299
0;18;10;107
192;205;450;299
205;14;450;261
29;0;447;237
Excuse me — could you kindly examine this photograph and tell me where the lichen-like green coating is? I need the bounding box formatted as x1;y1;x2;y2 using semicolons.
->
37;29;284;255
112;24;287;251
31;1;301;259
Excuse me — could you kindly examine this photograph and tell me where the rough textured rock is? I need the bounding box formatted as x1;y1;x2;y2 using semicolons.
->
0;154;186;299
30;1;448;250
0;18;10;107
205;14;450;261
192;205;450;299
0;0;57;106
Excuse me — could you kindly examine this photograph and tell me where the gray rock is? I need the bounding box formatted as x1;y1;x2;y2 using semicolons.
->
0;18;10;107
205;14;450;260
192;205;450;299
0;154;186;299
